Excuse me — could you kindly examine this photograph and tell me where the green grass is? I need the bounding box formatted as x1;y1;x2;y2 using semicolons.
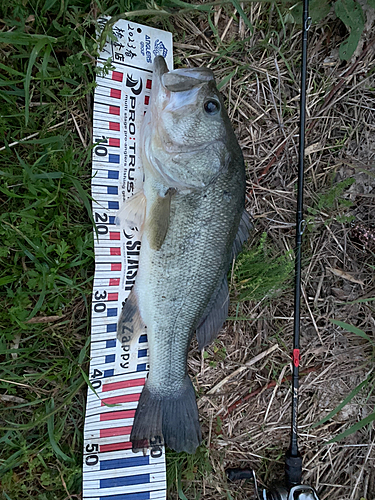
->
233;232;294;302
306;176;356;230
167;446;212;499
0;0;103;497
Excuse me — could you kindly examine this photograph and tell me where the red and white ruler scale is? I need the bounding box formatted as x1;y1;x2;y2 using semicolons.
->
83;20;173;500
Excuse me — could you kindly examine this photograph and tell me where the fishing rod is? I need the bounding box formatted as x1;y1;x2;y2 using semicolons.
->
226;0;320;498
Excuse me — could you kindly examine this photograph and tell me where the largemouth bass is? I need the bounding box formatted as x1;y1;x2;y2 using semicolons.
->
117;56;250;454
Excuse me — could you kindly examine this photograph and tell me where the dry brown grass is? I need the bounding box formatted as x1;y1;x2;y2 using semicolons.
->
167;4;375;499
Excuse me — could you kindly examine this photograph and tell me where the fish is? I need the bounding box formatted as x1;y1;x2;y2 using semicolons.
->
117;56;250;454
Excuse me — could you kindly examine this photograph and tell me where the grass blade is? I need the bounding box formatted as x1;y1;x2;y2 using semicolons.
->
328;411;375;443
70;176;96;229
47;399;74;463
0;32;57;45
313;373;373;427
231;0;254;33
178;474;189;500
25;40;51;125
0;276;17;286
217;69;237;90
330;319;374;345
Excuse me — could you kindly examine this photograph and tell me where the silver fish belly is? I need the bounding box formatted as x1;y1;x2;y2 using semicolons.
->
117;56;250;454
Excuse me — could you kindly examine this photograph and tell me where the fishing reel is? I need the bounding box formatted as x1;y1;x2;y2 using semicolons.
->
226;468;320;500
262;484;320;500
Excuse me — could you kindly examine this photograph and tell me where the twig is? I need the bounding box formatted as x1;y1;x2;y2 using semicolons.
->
264;364;287;423
0;117;78;152
25;315;65;324
226;365;320;416
71;113;87;148
207;344;278;394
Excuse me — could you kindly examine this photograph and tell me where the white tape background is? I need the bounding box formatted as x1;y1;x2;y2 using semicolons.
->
83;20;173;500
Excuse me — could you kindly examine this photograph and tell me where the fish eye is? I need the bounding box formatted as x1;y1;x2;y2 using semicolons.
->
203;99;220;115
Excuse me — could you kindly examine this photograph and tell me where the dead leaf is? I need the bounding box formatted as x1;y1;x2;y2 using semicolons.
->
305;142;324;155
328;267;365;286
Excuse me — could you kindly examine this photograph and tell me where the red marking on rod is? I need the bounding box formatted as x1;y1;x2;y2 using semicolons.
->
109;278;120;286
146;79;152;89
293;349;300;368
101;393;140;406
100;426;132;438
112;71;123;82
109;138;120;147
110;231;121;240
111;263;121;271
144;95;150;105
110;248;121;256
109;105;120;116
103;378;146;392
100;409;136;421
109;122;120;131
110;88;121;99
100;441;132;452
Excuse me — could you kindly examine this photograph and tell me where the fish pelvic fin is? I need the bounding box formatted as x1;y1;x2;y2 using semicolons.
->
196;275;229;350
131;375;202;454
117;289;145;344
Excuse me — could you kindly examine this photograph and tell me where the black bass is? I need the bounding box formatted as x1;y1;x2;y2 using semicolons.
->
117;56;250;454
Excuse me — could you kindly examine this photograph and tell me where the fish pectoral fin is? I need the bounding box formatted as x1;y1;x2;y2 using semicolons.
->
196;276;229;350
117;289;145;344
115;191;146;232
231;209;253;261
146;188;176;251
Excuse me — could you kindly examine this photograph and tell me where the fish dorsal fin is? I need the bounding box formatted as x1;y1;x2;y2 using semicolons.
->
231;209;253;261
196;276;229;350
146;188;176;251
117;289;145;344
116;191;147;232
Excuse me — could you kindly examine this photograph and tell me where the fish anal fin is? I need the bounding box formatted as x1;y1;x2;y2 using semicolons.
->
116;191;146;232
117;289;145;344
196;276;229;350
231;209;253;261
147;188;176;251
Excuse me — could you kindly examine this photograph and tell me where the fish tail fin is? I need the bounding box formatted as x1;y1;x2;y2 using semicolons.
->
131;375;202;454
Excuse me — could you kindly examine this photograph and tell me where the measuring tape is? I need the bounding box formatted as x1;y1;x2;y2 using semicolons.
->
83;20;173;500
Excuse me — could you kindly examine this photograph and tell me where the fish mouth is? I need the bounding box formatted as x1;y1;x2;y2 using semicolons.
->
148;57;220;187
153;55;169;81
153;55;214;93
151;56;216;131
